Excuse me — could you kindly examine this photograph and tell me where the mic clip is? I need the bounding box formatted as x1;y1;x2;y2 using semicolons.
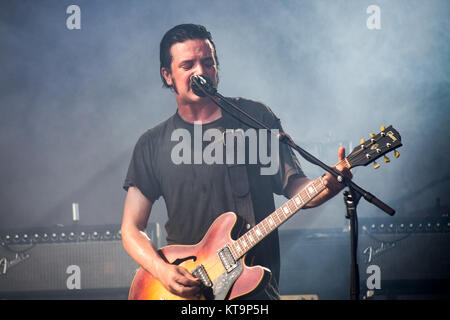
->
190;75;217;97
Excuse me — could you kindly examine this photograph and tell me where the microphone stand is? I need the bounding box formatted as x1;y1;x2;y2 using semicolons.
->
191;76;395;300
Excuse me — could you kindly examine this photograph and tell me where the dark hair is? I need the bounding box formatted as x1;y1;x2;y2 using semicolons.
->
159;24;219;88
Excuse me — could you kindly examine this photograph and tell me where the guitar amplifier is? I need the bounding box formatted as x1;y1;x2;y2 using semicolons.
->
358;216;450;299
0;223;160;299
279;216;450;300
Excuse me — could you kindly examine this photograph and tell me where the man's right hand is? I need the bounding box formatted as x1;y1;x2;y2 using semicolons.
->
156;263;202;299
122;186;202;299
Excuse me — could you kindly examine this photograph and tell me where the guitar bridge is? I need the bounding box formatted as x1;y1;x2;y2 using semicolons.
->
218;245;237;273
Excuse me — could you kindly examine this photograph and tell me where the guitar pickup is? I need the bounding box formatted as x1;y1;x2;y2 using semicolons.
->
218;245;237;273
192;264;212;288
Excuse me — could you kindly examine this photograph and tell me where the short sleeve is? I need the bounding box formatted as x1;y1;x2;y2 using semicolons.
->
123;132;162;203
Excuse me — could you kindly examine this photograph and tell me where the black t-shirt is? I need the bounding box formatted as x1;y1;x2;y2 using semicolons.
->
123;97;305;285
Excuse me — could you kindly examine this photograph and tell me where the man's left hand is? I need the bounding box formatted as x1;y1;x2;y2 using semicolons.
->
322;146;353;196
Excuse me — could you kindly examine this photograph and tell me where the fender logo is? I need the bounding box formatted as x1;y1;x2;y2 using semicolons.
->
0;252;30;275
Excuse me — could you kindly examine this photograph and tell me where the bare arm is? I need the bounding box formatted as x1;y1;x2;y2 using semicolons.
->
121;186;200;298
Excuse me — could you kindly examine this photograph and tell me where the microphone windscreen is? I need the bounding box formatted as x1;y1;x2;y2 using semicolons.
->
190;75;216;97
190;75;207;97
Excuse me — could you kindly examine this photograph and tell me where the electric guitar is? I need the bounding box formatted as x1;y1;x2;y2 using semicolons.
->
128;126;402;300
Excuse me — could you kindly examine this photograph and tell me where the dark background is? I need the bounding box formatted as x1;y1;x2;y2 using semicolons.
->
1;0;449;300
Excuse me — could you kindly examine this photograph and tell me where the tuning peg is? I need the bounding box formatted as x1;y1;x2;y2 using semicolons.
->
360;138;365;144
370;133;376;138
383;155;390;163
373;161;380;169
380;125;386;132
394;149;400;158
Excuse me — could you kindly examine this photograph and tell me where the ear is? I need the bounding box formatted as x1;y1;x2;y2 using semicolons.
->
161;67;173;87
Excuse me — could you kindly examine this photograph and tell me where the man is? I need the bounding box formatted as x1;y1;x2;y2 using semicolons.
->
121;24;352;300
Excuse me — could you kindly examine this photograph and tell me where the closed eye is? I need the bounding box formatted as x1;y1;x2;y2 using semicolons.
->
180;61;194;70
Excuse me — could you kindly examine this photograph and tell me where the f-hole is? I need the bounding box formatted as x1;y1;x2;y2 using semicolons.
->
172;256;197;265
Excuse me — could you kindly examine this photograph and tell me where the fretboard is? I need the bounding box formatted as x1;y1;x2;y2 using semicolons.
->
228;176;326;260
228;158;350;260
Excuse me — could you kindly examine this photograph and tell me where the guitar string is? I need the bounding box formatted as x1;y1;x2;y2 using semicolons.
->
186;136;392;286
191;153;353;277
193;177;328;281
190;156;356;281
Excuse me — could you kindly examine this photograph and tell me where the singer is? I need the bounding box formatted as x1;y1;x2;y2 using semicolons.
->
121;23;352;300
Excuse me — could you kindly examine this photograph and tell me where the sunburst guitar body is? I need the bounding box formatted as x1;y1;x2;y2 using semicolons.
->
128;212;270;300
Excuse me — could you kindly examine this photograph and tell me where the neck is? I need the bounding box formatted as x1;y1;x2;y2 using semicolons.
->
177;98;222;124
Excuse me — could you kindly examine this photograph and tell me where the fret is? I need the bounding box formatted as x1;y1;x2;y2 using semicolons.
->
272;211;279;225
251;228;257;240
316;177;326;190
300;190;309;202
282;205;290;217
313;178;325;194
277;208;284;222
308;183;317;195
260;219;268;235
293;195;303;207
244;233;251;246
234;242;242;255
275;211;282;225
287;200;296;213
263;218;270;233
306;184;315;198
312;180;318;190
291;197;298;209
230;243;238;259
267;216;275;229
252;229;258;241
272;212;280;226
275;209;282;222
265;219;271;232
241;238;248;249
247;231;255;244
254;225;263;239
244;233;251;245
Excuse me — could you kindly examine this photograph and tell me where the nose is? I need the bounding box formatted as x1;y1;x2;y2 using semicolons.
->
192;62;206;77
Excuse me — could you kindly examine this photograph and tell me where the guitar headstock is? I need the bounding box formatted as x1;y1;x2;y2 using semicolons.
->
347;125;402;169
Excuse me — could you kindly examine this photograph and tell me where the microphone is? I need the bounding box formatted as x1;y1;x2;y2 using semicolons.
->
190;74;217;97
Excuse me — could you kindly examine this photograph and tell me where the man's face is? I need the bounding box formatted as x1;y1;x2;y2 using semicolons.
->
162;39;218;104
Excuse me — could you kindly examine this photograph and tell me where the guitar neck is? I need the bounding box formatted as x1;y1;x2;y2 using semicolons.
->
228;158;350;260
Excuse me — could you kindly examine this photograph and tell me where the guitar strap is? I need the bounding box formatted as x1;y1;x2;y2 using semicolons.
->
205;122;256;229
227;163;256;228
219;103;263;229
